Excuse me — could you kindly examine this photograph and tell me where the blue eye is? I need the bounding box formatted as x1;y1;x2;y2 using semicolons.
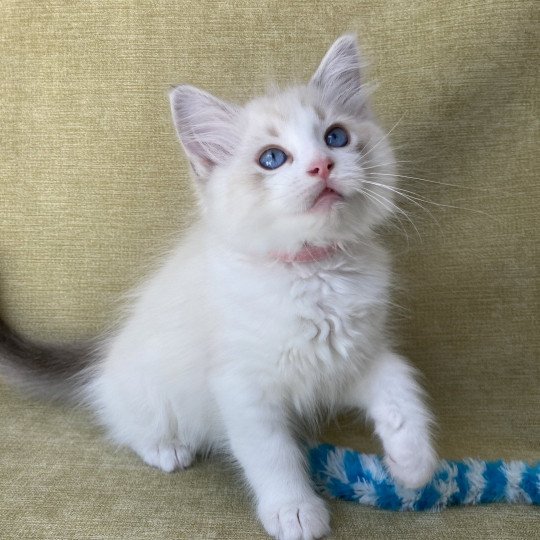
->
259;148;287;170
325;126;349;148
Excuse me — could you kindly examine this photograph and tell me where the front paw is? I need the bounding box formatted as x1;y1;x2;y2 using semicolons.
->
385;437;438;489
258;495;331;540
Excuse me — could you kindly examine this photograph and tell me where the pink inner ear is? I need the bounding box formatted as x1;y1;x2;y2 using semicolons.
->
170;84;240;172
187;152;214;168
309;35;363;108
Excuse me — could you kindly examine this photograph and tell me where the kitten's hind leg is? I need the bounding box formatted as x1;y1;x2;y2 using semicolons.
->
89;360;202;474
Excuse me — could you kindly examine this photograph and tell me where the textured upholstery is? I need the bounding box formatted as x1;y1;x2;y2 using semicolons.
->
1;1;538;538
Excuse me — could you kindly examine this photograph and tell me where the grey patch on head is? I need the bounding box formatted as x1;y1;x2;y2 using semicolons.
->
356;142;367;155
298;93;308;107
252;171;265;183
0;317;97;402
313;105;326;122
266;126;279;138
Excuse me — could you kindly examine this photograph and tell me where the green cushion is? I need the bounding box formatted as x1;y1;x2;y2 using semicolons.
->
1;1;538;538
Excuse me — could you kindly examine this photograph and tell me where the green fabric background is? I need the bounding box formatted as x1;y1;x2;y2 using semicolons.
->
1;1;538;538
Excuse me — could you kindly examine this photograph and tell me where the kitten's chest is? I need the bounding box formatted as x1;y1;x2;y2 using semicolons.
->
281;270;373;372
266;265;387;414
213;250;389;384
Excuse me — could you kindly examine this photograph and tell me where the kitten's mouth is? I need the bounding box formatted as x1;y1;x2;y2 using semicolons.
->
310;186;344;212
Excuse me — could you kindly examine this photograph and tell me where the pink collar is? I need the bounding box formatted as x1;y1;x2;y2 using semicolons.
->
270;243;339;263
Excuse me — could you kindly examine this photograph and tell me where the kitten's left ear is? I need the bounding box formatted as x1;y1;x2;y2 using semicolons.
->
310;34;364;107
169;85;240;179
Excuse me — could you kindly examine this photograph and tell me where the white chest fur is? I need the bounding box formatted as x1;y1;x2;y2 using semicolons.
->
283;267;365;367
210;245;390;414
281;260;389;410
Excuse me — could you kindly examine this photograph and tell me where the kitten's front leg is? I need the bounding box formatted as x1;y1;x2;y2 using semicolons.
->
212;377;330;540
347;350;438;489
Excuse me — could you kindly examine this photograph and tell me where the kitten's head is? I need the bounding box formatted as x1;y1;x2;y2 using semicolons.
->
170;35;396;257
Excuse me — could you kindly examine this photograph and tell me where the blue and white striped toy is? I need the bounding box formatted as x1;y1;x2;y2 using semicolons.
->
308;443;539;511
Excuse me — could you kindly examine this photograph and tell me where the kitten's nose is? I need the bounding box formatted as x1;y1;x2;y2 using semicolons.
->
307;157;334;182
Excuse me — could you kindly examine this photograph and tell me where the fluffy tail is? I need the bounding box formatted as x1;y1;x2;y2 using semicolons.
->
0;318;96;401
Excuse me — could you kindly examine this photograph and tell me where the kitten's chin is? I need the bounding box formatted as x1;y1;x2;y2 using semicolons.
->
309;187;344;212
207;193;370;259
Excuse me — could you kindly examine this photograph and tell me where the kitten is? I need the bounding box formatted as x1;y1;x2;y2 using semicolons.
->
0;35;437;540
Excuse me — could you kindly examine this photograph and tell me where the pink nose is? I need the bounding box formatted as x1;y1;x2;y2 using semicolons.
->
307;157;334;181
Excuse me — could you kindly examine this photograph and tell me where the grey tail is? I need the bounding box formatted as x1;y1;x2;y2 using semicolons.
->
0;318;96;402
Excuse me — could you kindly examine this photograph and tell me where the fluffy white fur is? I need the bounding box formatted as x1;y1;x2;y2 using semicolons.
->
85;35;437;540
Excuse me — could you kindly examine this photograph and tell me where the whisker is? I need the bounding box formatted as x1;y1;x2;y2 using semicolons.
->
361;160;409;171
369;171;511;195
365;188;422;240
361;186;421;241
361;180;441;230
360;115;405;160
365;173;497;218
359;188;410;243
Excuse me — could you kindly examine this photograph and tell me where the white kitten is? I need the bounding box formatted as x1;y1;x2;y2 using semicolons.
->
1;35;437;540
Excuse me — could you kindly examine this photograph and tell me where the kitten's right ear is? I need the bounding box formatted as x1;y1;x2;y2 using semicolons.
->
310;34;364;109
169;85;240;179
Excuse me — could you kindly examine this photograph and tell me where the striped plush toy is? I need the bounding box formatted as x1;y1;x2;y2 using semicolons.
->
308;443;539;511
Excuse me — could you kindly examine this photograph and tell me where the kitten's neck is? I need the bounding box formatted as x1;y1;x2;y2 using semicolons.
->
269;243;339;263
